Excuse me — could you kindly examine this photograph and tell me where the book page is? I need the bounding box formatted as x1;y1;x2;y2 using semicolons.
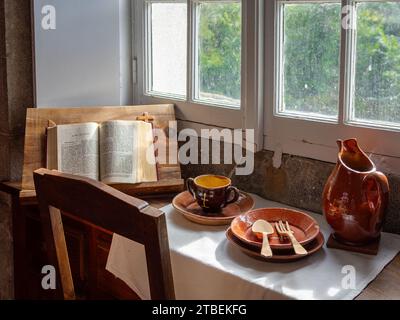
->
56;122;99;180
99;120;137;184
136;121;158;183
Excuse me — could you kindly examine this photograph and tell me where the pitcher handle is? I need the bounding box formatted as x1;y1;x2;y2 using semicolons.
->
362;171;389;221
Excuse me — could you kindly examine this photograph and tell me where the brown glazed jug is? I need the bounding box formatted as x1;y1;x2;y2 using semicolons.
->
322;138;389;246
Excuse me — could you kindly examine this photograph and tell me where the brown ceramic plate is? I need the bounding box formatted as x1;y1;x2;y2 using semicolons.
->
230;208;320;250
172;190;255;226
226;228;324;262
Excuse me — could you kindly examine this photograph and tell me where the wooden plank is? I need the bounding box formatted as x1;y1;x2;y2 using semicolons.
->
14;179;183;205
112;179;184;196
0;181;22;195
356;253;400;300
21;104;183;194
48;206;76;300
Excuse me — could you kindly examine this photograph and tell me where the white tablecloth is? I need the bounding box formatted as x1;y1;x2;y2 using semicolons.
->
106;194;400;300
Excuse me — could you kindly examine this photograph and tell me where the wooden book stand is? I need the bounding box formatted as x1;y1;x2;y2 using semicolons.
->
21;104;184;196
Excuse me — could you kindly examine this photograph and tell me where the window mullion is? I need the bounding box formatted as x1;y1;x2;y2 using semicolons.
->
274;1;284;116
338;0;348;126
187;0;194;103
146;1;153;95
341;0;357;126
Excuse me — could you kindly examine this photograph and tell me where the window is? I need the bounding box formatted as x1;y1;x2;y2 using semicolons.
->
134;0;263;133
276;2;341;120
194;1;242;107
266;0;400;173
134;0;400;168
147;2;187;97
351;1;400;127
145;0;241;107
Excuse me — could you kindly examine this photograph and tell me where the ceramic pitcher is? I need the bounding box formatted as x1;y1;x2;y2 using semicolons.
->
322;138;389;246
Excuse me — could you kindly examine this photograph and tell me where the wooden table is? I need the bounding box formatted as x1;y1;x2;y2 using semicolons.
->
1;181;399;300
356;253;400;300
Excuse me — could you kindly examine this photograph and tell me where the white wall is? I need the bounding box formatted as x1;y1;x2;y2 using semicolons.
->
33;0;132;107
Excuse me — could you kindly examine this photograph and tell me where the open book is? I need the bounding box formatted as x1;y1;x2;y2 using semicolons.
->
46;120;158;184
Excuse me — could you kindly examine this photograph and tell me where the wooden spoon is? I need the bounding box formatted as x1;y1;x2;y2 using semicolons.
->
252;219;274;257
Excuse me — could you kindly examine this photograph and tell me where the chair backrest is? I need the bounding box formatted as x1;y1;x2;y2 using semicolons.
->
33;168;175;300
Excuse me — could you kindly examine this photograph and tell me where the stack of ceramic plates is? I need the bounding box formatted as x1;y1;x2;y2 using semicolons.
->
172;190;255;226
227;208;325;262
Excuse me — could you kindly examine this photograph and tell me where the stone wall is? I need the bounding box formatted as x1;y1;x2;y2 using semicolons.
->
0;0;34;300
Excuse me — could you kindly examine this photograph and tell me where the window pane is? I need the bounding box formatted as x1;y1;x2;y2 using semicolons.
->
353;2;400;125
148;2;187;97
280;3;341;118
195;1;241;107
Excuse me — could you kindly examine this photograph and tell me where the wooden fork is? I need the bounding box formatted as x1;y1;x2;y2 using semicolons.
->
275;221;308;255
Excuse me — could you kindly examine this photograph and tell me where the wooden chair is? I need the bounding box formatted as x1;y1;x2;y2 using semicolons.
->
33;168;175;300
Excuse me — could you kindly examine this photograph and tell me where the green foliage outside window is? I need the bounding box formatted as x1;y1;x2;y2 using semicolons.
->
355;2;400;122
283;3;341;116
198;3;241;103
197;1;400;122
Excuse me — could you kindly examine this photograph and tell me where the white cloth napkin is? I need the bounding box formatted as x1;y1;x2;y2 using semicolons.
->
106;234;150;300
106;194;400;300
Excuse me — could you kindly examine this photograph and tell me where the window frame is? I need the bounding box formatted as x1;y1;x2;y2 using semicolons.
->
191;0;242;109
344;0;400;132
265;0;400;174
274;0;341;124
133;0;264;148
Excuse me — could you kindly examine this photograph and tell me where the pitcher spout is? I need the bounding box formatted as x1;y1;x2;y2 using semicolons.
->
336;139;343;151
337;138;375;173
